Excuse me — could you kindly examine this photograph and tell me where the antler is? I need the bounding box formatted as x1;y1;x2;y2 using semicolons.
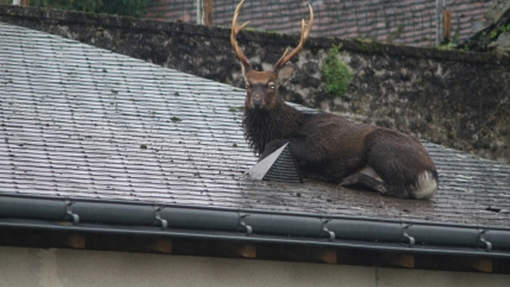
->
273;2;314;71
231;0;250;70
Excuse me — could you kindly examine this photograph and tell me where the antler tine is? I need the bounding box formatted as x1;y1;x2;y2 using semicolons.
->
231;0;250;69
274;2;314;71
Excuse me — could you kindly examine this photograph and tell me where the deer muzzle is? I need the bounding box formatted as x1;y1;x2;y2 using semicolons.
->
250;86;266;109
252;94;263;108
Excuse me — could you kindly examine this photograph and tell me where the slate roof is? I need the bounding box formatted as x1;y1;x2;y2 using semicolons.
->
1;21;510;248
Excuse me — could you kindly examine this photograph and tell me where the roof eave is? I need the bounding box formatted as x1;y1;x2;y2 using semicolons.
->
1;195;509;258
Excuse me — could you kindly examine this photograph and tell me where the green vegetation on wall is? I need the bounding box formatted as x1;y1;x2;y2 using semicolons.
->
30;0;151;17
322;44;353;98
489;24;510;40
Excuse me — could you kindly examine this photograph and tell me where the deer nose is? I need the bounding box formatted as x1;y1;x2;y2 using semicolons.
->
252;94;263;108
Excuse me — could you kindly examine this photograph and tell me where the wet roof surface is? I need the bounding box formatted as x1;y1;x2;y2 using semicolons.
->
1;22;509;228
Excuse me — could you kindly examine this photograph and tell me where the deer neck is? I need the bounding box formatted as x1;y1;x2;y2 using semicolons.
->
243;102;305;155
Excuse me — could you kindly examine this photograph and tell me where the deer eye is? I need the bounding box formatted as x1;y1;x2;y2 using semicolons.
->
268;82;276;90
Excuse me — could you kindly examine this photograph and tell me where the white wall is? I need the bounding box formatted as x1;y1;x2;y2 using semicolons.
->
0;246;508;287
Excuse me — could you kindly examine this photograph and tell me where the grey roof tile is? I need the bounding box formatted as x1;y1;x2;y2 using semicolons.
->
0;21;509;228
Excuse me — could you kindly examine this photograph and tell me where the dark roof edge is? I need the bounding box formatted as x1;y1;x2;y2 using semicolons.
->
1;195;509;258
0;5;509;66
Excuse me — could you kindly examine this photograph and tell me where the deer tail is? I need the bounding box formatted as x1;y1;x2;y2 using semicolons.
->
409;170;438;199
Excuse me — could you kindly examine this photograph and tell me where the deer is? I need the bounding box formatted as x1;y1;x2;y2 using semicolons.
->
231;0;438;199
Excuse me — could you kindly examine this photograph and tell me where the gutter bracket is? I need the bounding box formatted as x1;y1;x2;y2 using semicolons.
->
479;229;492;252
239;213;253;236
321;219;335;241
402;224;415;247
154;206;168;229
65;201;79;225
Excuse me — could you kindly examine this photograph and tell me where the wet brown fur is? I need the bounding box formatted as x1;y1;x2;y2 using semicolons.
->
242;70;438;199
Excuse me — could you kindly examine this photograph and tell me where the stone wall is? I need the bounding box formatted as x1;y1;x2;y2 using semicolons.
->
1;5;509;162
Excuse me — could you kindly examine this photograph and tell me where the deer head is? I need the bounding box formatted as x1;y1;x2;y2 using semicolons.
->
231;0;314;111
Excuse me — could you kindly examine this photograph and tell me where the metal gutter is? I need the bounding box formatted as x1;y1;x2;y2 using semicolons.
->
1;195;509;258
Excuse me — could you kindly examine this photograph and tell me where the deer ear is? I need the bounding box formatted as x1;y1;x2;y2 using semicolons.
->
275;64;296;86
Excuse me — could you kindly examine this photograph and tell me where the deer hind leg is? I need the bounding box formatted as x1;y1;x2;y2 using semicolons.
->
340;166;387;194
364;130;438;199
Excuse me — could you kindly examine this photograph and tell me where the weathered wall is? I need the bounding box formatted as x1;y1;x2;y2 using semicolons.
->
1;246;510;287
1;5;509;162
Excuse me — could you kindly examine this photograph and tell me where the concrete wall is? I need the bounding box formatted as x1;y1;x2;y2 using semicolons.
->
1;246;509;287
0;5;509;163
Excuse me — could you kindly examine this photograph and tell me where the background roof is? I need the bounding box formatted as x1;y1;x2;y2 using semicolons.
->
0;21;509;229
146;0;492;47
